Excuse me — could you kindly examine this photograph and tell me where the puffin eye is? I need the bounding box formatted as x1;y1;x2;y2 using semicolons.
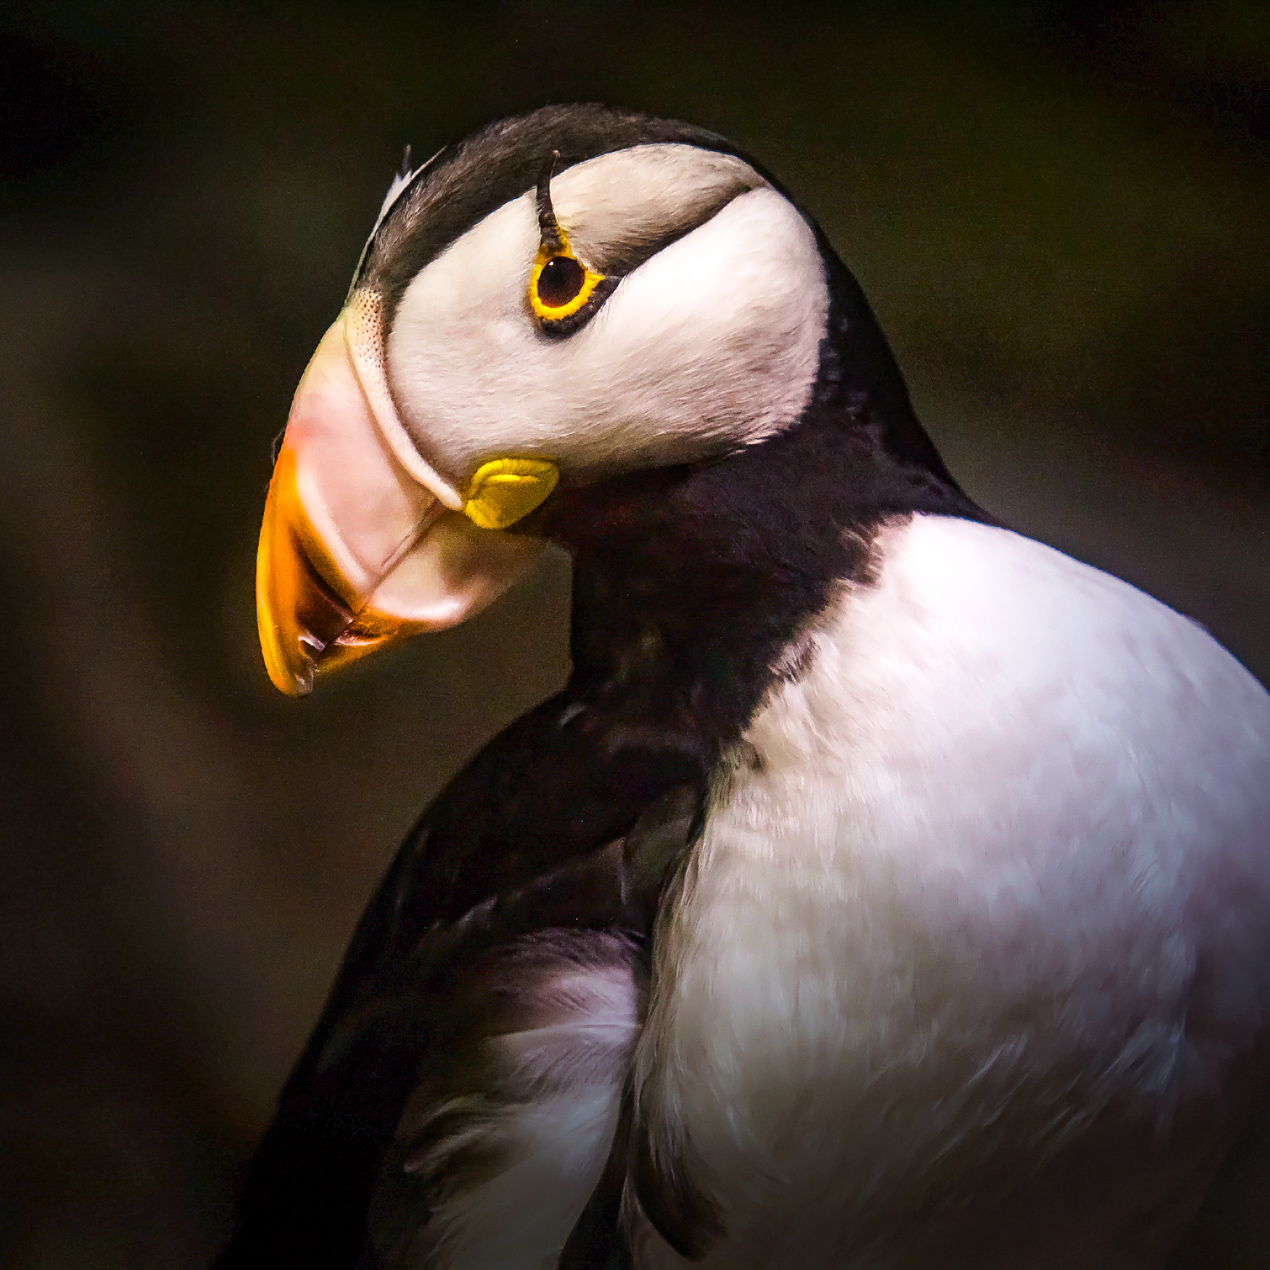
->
529;247;608;327
537;255;586;308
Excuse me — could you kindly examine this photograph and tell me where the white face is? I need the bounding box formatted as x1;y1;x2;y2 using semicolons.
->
256;140;833;695
384;144;831;485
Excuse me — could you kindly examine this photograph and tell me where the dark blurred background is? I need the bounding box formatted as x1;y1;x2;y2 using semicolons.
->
0;1;1267;1265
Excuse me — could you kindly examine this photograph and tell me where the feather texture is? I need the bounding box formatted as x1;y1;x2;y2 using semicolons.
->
633;514;1270;1267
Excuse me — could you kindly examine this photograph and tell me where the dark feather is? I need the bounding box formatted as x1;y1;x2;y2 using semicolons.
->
215;754;702;1267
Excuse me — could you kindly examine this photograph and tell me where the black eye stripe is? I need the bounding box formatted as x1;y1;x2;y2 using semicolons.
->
362;106;740;324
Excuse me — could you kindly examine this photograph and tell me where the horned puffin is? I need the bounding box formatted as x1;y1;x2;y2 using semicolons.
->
223;105;1270;1269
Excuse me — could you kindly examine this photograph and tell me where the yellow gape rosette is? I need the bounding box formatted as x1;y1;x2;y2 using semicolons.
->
462;457;560;531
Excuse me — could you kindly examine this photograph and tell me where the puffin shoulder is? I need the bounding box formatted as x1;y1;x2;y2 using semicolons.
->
745;509;1270;1025
864;512;1270;733
824;511;1270;1021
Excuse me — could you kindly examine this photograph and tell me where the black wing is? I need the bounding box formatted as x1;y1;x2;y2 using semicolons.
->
216;690;704;1268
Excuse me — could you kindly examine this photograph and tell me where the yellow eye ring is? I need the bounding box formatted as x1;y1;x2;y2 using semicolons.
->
529;245;605;322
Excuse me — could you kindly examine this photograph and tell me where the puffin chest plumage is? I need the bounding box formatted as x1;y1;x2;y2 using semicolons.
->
633;513;1270;1267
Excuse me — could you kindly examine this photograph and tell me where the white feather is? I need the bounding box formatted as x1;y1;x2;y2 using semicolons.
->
374;147;446;241
408;939;640;1270
633;514;1270;1268
553;146;762;268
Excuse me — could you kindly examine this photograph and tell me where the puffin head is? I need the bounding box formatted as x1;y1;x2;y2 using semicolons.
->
257;104;939;696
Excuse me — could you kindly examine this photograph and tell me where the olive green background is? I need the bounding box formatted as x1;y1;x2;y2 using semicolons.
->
1;2;1267;1265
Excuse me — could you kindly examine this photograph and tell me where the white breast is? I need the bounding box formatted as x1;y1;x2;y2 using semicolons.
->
633;514;1270;1268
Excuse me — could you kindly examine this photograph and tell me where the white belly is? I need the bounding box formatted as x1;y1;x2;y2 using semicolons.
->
632;515;1270;1268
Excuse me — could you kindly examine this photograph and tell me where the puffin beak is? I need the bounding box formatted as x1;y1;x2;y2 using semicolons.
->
256;294;548;696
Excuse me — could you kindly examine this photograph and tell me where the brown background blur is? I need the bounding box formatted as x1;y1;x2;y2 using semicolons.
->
1;1;1267;1265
